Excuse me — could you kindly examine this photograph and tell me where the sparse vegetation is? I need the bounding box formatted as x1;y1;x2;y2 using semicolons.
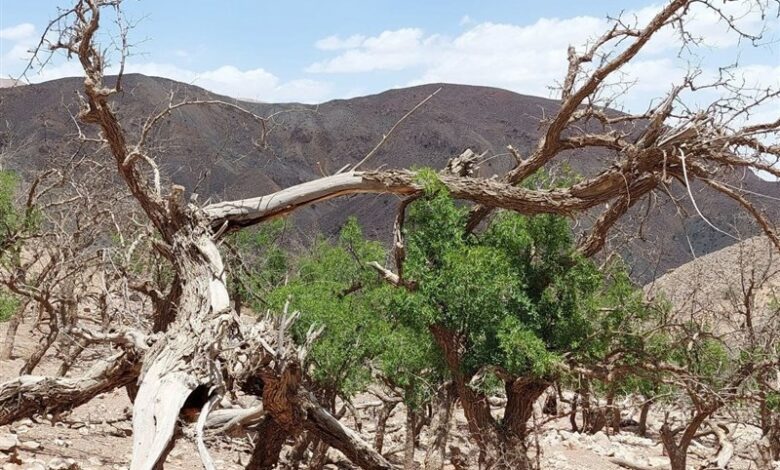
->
0;1;779;469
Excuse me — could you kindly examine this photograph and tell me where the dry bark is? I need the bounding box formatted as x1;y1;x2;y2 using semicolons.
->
429;324;545;469
637;399;653;437
422;383;455;470
245;417;290;470
0;351;139;425
1;2;779;470
374;400;400;454
0;313;21;360
402;409;418;469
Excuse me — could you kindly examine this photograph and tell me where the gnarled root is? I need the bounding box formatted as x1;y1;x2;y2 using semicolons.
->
0;351;139;425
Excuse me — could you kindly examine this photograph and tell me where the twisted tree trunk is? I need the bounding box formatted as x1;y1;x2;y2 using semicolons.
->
638;399;653;437
130;232;238;470
403;408;418;469
246;417;290;470
0;313;21;360
429;324;544;470
0;351;139;425
375;400;400;453
423;383;455;470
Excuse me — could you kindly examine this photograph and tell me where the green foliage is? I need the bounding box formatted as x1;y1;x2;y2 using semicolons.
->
0;170;38;251
414;167;448;195
392;188;650;381
0;172;23;322
0;290;19;323
498;319;560;377
377;323;442;410
261;218;443;406
0;171;20;235
684;336;730;385
265;219;389;397
250;170;655;408
766;391;780;412
230;219;289;299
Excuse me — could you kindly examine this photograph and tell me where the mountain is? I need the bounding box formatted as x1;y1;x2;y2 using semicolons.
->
646;235;780;322
0;79;22;89
1;74;778;281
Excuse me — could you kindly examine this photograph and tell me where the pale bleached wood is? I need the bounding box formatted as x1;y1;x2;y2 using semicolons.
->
130;361;194;470
196;394;219;470
0;352;138;425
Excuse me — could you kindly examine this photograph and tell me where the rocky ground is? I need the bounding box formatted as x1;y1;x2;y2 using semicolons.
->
0;315;763;470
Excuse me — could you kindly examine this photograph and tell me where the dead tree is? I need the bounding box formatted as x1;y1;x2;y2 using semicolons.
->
0;0;778;469
635;237;780;470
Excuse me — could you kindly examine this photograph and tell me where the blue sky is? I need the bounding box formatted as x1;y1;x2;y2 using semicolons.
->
1;1;778;108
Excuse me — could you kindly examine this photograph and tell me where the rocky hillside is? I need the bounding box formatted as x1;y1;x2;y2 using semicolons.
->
646;235;780;317
1;74;778;280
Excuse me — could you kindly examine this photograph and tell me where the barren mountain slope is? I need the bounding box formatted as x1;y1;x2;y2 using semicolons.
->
1;74;778;281
646;235;780;314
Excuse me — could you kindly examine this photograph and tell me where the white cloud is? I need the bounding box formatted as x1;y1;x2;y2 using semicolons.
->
307;28;432;73
0;23;37;77
731;64;780;89
306;3;778;105
3;2;777;106
22;61;332;104
626;1;775;54
0;23;35;41
315;34;367;51
1;20;330;103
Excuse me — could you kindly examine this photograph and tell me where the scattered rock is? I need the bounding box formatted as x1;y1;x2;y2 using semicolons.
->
613;433;656;447
47;457;78;470
540;430;562;447
609;445;635;462
108;423;131;437
591;431;610;446
0;435;19;452
18;441;41;452
646;456;670;467
545;455;572;470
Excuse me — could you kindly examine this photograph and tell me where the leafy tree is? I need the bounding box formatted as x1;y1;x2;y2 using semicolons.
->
0;171;27;313
228;219;289;313
0;292;18;323
264;218;390;404
0;171;24;360
259;218;446;465
388;179;655;468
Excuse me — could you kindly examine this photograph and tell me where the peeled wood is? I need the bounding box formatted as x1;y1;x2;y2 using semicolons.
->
611;458;667;470
0;351;138;425
205;404;265;432
130;235;239;470
304;396;396;470
0;313;21;360
204;169;658;234
10;2;780;470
